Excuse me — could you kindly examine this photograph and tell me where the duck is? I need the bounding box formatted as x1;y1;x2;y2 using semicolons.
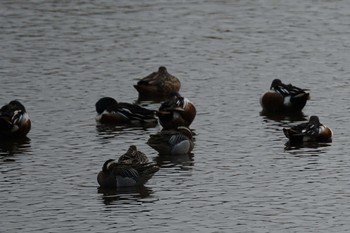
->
134;66;181;101
147;126;194;155
0;100;31;138
97;145;159;188
95;97;158;126
157;92;196;130
260;79;310;113
283;115;333;144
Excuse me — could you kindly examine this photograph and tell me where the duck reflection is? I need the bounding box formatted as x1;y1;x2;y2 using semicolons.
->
154;153;194;168
96;119;158;132
98;185;153;205
284;140;332;152
95;124;126;141
260;111;307;123
0;137;31;157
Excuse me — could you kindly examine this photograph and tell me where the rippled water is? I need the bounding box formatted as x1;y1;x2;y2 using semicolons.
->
1;0;350;232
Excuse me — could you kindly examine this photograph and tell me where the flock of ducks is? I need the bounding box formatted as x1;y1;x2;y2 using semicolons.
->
0;71;333;189
96;66;198;188
94;67;197;188
0;66;197;189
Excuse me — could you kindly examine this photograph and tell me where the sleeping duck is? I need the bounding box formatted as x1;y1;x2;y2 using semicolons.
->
0;100;31;138
157;92;196;130
134;66;181;101
260;79;310;113
95;97;157;126
97;145;159;188
283;115;333;144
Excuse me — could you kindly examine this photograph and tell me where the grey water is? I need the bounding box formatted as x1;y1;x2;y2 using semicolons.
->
1;0;350;232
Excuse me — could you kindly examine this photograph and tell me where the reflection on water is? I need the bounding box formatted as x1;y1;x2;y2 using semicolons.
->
0;137;31;158
95;124;157;139
284;140;332;153
98;185;154;205
96;120;158;132
154;153;194;168
260;111;308;123
96;124;134;135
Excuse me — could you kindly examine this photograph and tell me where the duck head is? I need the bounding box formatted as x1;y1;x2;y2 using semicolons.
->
270;79;282;89
95;97;118;114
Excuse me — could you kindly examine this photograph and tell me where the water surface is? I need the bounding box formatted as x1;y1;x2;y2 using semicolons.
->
1;0;350;232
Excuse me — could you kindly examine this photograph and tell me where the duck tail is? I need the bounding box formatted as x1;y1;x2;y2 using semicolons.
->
139;163;160;183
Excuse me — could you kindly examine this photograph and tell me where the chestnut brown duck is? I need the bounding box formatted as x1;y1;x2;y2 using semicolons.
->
260;79;310;113
0;100;31;139
157;92;196;130
283;115;333;144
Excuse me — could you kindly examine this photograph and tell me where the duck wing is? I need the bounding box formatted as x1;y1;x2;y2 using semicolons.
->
303;122;321;137
137;70;164;86
168;133;189;146
114;162;159;185
106;102;156;122
274;84;308;97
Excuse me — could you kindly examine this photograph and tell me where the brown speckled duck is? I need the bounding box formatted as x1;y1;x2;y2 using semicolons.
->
97;145;159;188
134;66;181;100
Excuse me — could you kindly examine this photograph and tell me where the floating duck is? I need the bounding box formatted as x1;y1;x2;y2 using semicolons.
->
0;100;31;138
95;97;157;126
134;66;181;101
147;126;194;155
260;79;310;113
157;92;196;130
97;145;159;188
283;115;333;144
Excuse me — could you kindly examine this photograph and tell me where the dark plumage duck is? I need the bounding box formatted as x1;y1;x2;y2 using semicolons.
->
134;66;181;100
147;126;194;155
157;92;196;130
283;115;333;144
0;100;31;138
95;97;157;126
97;145;159;188
260;79;310;113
